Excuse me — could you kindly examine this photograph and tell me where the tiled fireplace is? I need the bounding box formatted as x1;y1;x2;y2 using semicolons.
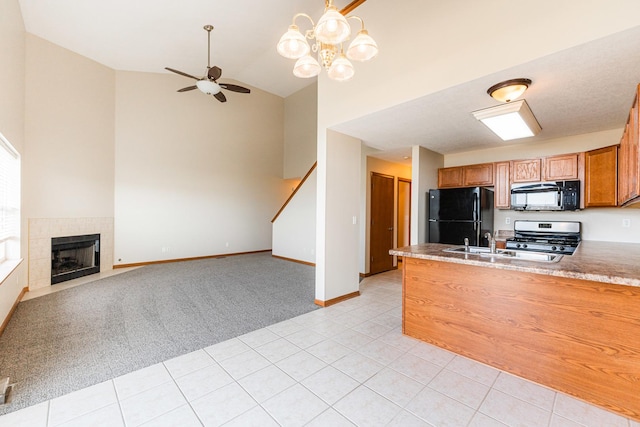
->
28;218;114;290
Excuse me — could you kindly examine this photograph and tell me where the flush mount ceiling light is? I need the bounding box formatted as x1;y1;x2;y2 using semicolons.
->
472;99;541;141
487;78;532;103
276;0;378;82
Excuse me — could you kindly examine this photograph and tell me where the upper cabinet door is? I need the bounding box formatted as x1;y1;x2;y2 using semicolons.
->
585;145;617;207
618;85;640;206
544;153;580;181
463;163;494;186
511;159;541;182
438;167;464;188
494;161;510;209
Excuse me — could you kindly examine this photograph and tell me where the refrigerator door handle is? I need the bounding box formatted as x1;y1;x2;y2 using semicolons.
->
473;193;478;222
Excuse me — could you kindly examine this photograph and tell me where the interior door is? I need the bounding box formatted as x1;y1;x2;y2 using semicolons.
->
397;179;411;248
370;173;395;274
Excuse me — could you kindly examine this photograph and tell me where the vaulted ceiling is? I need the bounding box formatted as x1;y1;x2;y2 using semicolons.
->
18;1;640;158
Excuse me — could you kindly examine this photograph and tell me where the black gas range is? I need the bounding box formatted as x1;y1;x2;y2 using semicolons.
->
505;220;581;255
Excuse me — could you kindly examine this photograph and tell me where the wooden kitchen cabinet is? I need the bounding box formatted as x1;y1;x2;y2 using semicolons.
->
618;84;640;206
494;161;510;208
438;166;464;188
463;163;493;186
438;163;494;188
618;126;630;205
585;145;617;207
510;158;541;182
543;153;581;181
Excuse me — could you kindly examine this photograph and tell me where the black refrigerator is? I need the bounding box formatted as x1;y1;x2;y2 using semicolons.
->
428;187;494;246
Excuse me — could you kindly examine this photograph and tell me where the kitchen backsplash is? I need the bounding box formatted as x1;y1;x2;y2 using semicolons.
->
493;208;639;243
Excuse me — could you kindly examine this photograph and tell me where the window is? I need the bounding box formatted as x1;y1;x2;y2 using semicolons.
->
0;131;20;264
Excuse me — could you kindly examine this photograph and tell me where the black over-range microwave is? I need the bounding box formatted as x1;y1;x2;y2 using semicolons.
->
510;180;580;211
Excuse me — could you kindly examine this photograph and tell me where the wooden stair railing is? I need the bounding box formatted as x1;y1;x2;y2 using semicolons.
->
271;162;317;223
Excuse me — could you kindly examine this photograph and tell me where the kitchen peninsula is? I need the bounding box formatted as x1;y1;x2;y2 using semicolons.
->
390;241;640;421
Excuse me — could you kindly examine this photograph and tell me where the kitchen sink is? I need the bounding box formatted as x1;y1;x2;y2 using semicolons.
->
480;249;562;263
442;246;491;254
443;246;562;262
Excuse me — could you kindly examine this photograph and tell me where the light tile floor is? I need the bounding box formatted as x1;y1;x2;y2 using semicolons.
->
2;269;639;427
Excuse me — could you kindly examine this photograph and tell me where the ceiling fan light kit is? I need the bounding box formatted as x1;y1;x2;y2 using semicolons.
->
277;0;378;81
196;79;221;95
165;25;250;103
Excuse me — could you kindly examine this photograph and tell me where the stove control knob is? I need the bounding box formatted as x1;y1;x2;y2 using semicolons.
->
559;246;565;252
522;244;528;249
551;246;557;251
515;243;521;248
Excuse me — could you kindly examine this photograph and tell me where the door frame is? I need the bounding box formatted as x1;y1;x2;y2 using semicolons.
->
397;178;412;251
369;172;395;275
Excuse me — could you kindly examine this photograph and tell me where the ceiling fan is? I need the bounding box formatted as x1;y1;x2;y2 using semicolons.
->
165;25;250;103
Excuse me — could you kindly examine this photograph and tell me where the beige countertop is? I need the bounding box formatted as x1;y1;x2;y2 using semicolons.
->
390;240;640;288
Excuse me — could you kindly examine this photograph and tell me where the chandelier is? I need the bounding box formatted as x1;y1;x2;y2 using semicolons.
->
276;0;378;82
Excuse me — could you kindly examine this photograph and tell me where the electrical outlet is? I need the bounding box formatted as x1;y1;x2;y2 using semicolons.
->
505;217;511;225
225;242;229;247
622;218;631;228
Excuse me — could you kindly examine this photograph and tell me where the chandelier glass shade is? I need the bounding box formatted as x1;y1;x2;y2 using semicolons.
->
293;54;322;78
277;0;378;81
314;6;350;44
328;52;355;81
346;29;378;61
277;25;310;59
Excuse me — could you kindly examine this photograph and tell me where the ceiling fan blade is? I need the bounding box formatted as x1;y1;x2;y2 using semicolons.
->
177;85;197;92
214;92;227;103
219;83;250;94
165;67;200;80
208;66;222;81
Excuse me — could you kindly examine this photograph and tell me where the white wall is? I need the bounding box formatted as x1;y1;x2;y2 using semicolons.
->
24;35;115;218
114;71;287;264
315;129;361;302
284;83;317;179
411;146;444;245
272;169;316;264
0;0;26;327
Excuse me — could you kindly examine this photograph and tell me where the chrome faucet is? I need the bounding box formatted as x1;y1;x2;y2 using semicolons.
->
485;232;496;254
464;237;470;252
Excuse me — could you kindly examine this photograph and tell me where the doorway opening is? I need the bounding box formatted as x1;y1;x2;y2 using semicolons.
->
397;178;412;269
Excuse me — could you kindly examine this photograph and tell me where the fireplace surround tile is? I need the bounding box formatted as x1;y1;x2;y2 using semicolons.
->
28;218;114;290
